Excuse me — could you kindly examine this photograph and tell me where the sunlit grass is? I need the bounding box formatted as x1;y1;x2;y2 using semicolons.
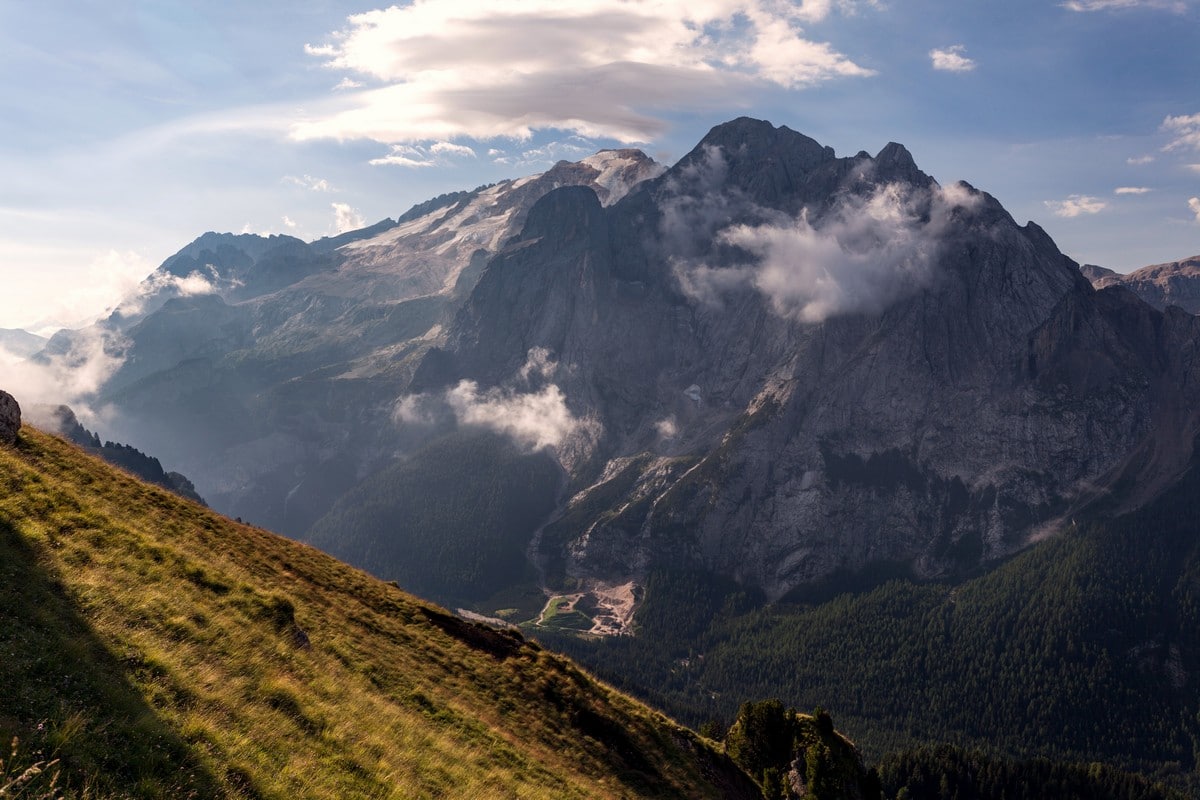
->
0;427;745;799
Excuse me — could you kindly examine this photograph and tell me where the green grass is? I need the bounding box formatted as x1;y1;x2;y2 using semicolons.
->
0;427;759;799
536;598;595;632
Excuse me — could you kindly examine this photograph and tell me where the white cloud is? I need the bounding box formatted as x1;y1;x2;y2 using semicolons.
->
368;146;438;168
929;45;976;72
392;348;598;457
333;77;363;91
673;180;982;322
106;266;222;320
294;0;875;147
1114;186;1152;195
369;141;477;167
429;141;477;159
0;325;125;422
284;174;335;192
655;416;679;439
332;202;365;233
29;249;157;329
1063;0;1186;10
1126;154;1155;165
282;215;297;229
1163;113;1200;152
1190;197;1200;223
447;380;588;452
1045;195;1107;217
1187;164;1200;174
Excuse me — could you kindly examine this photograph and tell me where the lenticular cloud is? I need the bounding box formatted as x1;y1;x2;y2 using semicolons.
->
294;0;875;145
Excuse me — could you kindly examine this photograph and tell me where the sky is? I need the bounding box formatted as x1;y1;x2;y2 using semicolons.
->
1;0;1197;332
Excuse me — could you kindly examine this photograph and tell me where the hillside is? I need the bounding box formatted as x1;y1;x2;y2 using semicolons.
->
0;422;760;799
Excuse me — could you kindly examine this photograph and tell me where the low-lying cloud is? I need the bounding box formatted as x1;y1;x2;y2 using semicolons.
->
673;180;981;322
110;267;221;320
0;327;124;424
446;381;586;452
393;348;599;456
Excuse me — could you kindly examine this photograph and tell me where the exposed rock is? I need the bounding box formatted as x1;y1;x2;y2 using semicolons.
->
1081;255;1200;314
0;390;19;445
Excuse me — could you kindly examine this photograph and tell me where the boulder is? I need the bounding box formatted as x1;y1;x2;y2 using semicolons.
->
0;390;20;445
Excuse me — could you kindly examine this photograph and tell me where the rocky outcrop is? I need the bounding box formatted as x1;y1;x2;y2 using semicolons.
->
0;390;20;445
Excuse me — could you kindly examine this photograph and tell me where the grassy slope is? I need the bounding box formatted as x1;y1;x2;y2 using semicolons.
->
0;426;758;799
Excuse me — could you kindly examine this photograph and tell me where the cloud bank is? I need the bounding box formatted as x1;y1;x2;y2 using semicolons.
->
0;327;125;423
673;178;982;322
394;348;599;456
1190;197;1200;223
294;0;876;146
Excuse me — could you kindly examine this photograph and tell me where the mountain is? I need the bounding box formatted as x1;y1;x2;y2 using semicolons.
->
404;117;1200;607
66;118;1200;615
0;412;763;799
1081;255;1200;314
0;327;47;359
68;149;662;535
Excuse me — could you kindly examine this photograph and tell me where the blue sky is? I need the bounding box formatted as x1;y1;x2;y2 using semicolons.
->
1;0;1197;330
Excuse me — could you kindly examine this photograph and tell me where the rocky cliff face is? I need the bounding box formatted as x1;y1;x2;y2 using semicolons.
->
421;118;1200;601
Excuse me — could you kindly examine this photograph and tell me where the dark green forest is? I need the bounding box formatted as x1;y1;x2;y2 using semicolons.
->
544;466;1200;792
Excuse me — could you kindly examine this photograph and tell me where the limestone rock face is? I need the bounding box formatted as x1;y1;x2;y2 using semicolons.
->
424;119;1200;600
0;390;20;445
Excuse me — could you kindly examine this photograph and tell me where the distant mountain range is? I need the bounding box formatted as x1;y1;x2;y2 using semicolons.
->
1081;255;1200;314
0;327;46;358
